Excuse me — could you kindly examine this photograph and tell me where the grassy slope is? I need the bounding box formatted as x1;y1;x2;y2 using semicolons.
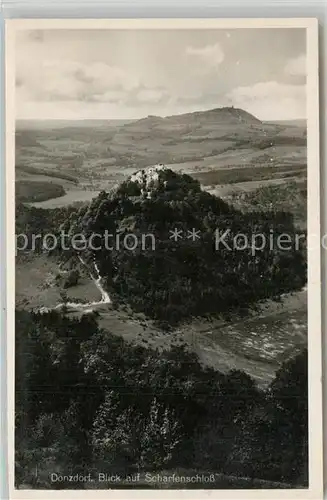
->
15;254;102;309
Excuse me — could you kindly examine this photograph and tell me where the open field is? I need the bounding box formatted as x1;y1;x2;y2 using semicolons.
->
16;254;102;310
28;189;101;208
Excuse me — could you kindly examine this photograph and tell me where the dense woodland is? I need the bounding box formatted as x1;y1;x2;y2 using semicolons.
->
15;310;308;489
17;171;306;324
230;182;307;229
16;180;66;204
58;169;307;324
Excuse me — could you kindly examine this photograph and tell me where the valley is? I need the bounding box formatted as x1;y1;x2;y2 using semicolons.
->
16;109;306;208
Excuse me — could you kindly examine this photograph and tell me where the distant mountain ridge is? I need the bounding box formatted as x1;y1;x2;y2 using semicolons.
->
104;106;280;168
264;119;307;128
17;106;261;129
16;119;136;130
126;106;262;128
16;105;306;180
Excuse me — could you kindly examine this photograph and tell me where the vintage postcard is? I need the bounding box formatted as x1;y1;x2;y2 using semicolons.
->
5;18;322;499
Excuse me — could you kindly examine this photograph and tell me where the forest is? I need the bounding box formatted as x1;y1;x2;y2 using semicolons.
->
59;169;307;324
15;309;308;489
16;180;66;204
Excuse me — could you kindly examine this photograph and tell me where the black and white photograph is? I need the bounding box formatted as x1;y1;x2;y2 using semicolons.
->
7;19;322;497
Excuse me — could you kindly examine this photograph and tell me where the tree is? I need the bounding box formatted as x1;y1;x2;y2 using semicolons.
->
224;349;308;485
139;398;181;470
63;269;80;289
91;392;142;473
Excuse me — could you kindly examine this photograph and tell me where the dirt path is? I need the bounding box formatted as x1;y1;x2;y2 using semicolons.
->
39;256;111;314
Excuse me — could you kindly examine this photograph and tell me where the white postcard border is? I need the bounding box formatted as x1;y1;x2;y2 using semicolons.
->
5;17;323;500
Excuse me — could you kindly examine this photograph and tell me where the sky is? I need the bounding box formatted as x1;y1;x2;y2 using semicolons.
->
15;28;307;121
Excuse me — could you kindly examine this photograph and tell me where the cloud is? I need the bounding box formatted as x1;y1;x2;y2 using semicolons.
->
16;59;141;104
136;88;166;103
227;81;306;120
89;90;126;104
16;49;174;112
186;43;224;68
16;42;174;113
284;54;306;76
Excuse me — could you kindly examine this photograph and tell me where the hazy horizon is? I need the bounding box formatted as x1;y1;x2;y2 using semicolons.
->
15;105;307;130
